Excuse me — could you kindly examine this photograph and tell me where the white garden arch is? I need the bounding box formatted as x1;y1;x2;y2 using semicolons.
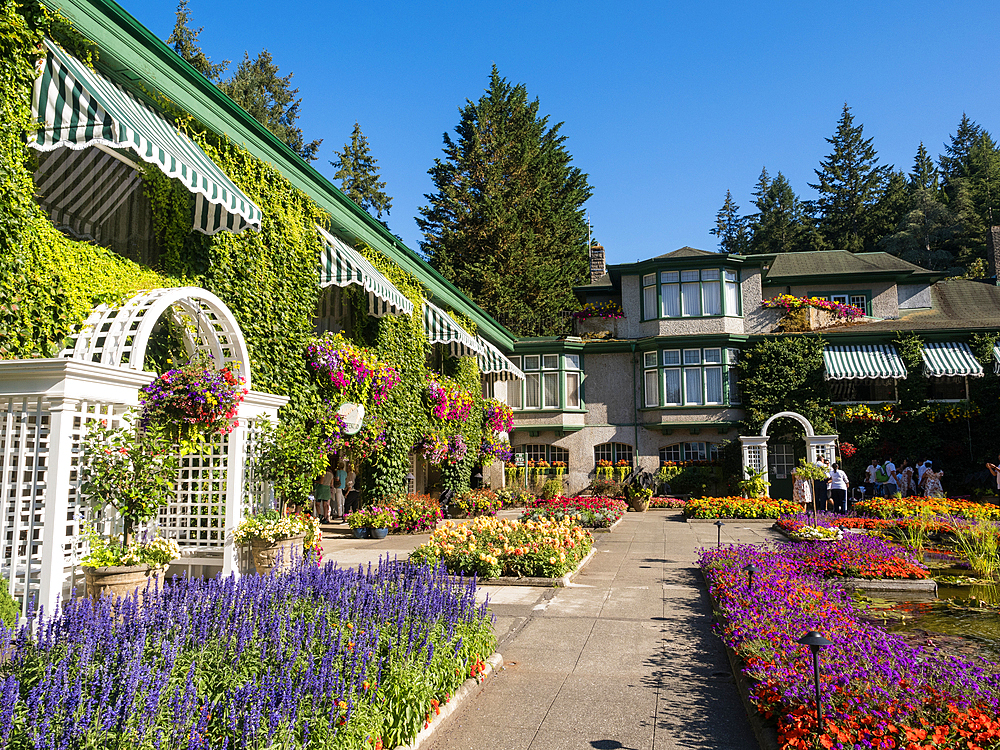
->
739;411;838;482
0;288;285;619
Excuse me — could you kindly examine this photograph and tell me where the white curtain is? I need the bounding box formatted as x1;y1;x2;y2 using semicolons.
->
661;284;681;317
681;283;701;316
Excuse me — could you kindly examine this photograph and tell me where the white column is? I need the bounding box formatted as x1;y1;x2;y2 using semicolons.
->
222;420;247;577
739;435;769;479
806;435;838;464
39;397;78;616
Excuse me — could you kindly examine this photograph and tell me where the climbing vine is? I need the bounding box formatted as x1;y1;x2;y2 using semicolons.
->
892;332;926;409
739;336;832;435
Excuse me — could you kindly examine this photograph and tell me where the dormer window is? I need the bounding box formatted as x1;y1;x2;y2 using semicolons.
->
644;267;741;320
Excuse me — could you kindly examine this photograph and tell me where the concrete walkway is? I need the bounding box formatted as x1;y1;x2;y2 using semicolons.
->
319;511;782;750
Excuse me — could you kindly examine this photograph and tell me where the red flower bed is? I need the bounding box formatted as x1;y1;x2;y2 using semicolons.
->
521;496;626;528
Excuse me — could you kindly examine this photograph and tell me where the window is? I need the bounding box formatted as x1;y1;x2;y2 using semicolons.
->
829;378;896;403
684;368;702;404
659;445;681;463
664;369;681;404
543;372;560;408
685;442;708;461
704;348;722;364
525;444;548;463
681;274;701;316
849;295;867;315
724;270;739;315
644;369;659;407
510;352;583;410
595;442;633;466
683;349;701;365
702;269;721;315
643;351;658;368
927;376;966;401
643;273;657;320
727;349;741;405
663;349;681;366
524;373;540;408
520;444;570;470
705;367;723;404
549;447;569;467
831;294;849;305
769;444;795;480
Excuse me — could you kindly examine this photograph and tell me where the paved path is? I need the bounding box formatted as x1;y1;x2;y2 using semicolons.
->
319;512;782;750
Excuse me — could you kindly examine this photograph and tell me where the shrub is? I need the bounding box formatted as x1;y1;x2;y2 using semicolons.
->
453;489;501;517
538;478;563;500
0;583;17;629
589;478;623;497
683;495;800;519
383;493;443;534
496;489;534;508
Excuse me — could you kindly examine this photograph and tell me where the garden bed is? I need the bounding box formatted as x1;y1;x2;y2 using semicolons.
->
684;495;801;519
701;543;1000;750
0;559;496;750
520;496;626;529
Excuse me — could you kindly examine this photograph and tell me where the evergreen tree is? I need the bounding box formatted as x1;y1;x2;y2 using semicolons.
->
166;0;227;82
710;190;749;254
331;122;393;221
910;142;939;192
878;188;960;271
965;133;1000;230
219;51;322;162
868;170;911;246
939;114;983;183
748;172;814;254
418;66;592;337
808;104;890;252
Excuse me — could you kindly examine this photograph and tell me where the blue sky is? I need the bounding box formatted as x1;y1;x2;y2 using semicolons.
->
133;0;999;266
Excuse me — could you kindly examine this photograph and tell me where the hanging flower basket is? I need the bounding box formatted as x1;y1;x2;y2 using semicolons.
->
306;332;400;406
139;360;247;451
426;374;473;422
479;433;513;464
483;399;513;433
417;432;449;464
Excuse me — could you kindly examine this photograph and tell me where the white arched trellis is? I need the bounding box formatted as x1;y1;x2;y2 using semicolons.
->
0;287;285;620
739;410;838;484
61;287;253;391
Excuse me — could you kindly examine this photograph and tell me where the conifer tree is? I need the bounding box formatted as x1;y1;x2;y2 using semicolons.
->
166;0;227;82
710;190;749;254
418;66;592;336
939;114;983;183
910;142;939;192
869;170;911;245
331;122;393;221
748;172;816;254
808;104;890;252
220;51;322;162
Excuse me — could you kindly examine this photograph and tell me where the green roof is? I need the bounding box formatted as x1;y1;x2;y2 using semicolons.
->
839;279;1000;334
764;251;937;282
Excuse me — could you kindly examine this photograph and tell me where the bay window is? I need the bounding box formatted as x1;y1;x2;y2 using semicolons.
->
642;347;740;408
509;353;584;411
653;267;741;319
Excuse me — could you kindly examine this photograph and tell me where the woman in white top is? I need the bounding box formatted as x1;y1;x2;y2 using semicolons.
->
827;462;850;514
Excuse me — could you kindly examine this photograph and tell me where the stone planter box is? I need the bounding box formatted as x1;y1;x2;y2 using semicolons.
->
250;533;306;576
83;563;164;602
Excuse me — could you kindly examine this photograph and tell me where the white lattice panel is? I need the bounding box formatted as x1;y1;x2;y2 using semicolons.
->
744;445;764;473
160;432;228;547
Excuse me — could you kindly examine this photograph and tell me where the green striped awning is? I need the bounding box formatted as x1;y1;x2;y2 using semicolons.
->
922;342;984;378
423;301;482;358
476;336;525;380
823;345;907;380
28;39;262;235
316;226;413;317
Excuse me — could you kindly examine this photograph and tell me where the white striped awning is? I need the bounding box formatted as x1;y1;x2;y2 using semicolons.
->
423;301;482;358
922;342;984;378
477;336;525;380
316;226;413;317
823;345;907;380
28;39;262;235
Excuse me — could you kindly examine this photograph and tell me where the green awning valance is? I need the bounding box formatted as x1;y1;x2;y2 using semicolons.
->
476;336;525;380
922;342;983;378
317;227;413;317
29;39;262;235
823;345;907;380
423;301;481;358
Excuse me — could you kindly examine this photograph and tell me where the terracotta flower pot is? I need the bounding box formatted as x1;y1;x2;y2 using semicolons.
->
628;496;651;512
83;563;164;602
250;533;306;576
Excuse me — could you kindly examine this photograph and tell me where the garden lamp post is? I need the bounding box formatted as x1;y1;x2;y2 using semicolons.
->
472;470;483;489
797;630;834;734
714;520;724;548
744;563;758;592
405;472;415;493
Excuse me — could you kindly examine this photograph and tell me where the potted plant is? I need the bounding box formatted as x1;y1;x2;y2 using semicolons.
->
237;420;327;574
738;467;771;498
346;510;370;539
625;484;653;512
77;419;180;601
346;505;395;539
138;357;247;454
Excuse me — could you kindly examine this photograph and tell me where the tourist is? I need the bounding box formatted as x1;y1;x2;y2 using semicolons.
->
813;456;830;512
333;459;348;520
314;463;334;524
987;453;1000;494
343;465;360;516
920;461;944;497
898;458;915;497
827;462;850;513
882;456;898;497
916;459;929;491
865;458;879;497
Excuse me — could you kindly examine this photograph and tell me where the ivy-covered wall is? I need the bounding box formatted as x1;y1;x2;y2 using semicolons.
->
0;1;168;358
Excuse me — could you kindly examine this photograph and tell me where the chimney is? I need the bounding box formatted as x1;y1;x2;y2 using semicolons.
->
589;243;606;283
989;227;1000;286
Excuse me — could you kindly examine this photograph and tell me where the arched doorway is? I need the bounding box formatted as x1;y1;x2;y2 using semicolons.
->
739;411;837;499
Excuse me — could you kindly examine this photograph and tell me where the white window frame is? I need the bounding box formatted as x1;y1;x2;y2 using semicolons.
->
644;368;659;407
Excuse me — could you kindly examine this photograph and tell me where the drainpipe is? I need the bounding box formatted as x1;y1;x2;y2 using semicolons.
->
631;342;640;468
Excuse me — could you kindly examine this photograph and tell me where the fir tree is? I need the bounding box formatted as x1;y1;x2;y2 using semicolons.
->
808;104;890;252
748;172;815;254
220;51;322;162
166;0;227;82
331;122;393;221
418;66;592;337
910;142;939;192
710;190;749;254
879;188;960;271
939;113;983;183
868;170;911;246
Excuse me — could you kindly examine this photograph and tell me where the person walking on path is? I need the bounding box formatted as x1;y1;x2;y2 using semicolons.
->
314;465;334;524
865;458;880;497
987;453;1000;494
882;457;898;497
828;462;850;513
920;461;944;497
898;459;915;497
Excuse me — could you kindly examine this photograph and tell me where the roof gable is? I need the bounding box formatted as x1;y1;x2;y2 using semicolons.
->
654;246;719;260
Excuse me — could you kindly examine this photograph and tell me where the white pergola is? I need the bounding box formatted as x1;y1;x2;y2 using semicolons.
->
739;411;838;486
0;288;285;618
